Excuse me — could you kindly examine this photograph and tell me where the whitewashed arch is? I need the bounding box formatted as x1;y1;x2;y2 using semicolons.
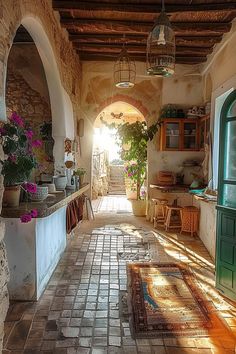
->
3;16;75;165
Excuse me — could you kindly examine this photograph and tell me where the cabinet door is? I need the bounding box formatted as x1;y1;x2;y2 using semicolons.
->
182;121;198;150
199;119;205;150
164;122;180;150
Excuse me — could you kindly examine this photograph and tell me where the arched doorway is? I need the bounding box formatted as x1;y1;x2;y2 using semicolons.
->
216;89;236;301
92;101;145;212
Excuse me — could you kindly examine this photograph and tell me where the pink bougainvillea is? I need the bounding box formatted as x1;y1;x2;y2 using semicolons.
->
24;182;37;194
26;130;34;139
10;112;24;127
30;209;38;218
20;208;38;223
20;214;32;223
32;139;42;148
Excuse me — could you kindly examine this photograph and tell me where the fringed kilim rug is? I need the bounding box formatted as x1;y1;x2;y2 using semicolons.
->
127;263;215;338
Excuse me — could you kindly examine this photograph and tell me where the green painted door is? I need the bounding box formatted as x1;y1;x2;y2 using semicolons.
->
216;90;236;300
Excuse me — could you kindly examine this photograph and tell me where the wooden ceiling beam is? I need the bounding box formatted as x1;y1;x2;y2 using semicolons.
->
78;52;206;63
69;33;222;47
53;1;236;13
61;18;231;36
74;44;212;56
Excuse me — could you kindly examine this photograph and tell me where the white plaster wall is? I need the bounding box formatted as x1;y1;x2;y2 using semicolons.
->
4;219;37;300
80;61;204;195
4;207;67;301
36;207;66;298
193;199;217;260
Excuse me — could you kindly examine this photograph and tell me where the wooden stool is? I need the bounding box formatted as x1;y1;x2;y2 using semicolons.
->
165;205;182;231
180;206;199;237
152;198;168;227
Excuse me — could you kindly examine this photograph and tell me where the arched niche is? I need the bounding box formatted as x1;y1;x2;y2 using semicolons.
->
3;16;75;168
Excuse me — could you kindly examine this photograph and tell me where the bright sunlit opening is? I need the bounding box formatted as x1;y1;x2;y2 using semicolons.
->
93;127;121;163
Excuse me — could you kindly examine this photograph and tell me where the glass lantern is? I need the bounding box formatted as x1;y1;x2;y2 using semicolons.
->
147;11;175;77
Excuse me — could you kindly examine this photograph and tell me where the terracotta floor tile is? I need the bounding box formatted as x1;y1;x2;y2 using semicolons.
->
4;199;236;352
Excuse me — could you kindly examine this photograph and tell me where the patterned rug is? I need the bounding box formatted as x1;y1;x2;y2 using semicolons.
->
127;263;213;338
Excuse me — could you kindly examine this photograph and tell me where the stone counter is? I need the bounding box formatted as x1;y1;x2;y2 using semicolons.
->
1;183;90;218
2;184;90;301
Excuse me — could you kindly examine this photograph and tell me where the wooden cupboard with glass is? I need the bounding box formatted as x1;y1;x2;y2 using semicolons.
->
199;114;210;150
160;118;199;151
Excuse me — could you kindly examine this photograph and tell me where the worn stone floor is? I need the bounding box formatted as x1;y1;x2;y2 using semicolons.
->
3;198;236;354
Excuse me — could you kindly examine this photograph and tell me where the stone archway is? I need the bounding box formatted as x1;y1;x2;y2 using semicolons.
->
91;100;146;200
0;11;77;350
3;17;75;168
97;94;149;121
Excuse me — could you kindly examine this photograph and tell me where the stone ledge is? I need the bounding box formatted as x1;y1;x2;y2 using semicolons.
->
1;184;90;219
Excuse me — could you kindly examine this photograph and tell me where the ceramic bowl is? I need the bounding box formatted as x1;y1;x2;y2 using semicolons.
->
42;183;56;193
30;186;48;201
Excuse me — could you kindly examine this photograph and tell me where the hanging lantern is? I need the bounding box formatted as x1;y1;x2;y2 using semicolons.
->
114;45;136;88
147;0;175;77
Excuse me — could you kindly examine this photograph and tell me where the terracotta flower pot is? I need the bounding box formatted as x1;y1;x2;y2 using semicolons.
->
130;199;146;216
3;185;21;207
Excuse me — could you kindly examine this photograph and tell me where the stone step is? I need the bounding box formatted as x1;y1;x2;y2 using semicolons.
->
110;179;124;183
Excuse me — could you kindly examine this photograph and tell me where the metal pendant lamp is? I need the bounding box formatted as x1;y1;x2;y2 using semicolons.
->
114;38;136;88
147;0;175;77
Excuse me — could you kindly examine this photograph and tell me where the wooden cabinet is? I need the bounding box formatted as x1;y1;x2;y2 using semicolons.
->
160;118;199;151
199;114;210;150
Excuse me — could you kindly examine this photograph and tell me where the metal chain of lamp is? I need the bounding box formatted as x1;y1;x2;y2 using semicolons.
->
147;0;175;77
114;37;136;88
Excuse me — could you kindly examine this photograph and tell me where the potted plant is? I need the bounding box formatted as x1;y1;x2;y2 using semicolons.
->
74;167;86;186
102;120;160;216
0;112;41;207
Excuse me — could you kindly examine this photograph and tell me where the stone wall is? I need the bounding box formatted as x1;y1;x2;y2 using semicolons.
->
0;0;82;350
6;61;54;177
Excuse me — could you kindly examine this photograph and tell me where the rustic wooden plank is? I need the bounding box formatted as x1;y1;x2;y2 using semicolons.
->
69;33;222;47
53;1;236;13
61;18;232;36
78;51;207;63
74;43;212;56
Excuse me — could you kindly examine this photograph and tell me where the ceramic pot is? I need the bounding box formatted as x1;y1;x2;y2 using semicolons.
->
130;199;146;216
42;183;56;193
30;186;48;201
126;189;138;200
53;176;67;191
79;175;84;186
3;185;21;207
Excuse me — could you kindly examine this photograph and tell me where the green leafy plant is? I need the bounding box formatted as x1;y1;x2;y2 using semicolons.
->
39;121;52;141
74;167;86;177
0;112;41;186
102;119;160;199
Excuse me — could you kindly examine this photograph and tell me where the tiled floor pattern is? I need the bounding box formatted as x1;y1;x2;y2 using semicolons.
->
92;196;132;214
3;214;236;354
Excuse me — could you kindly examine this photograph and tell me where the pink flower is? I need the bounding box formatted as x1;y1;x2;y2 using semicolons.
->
26;130;34;139
10;112;24;127
24;183;37;194
0;127;6;135
32;139;42;148
30;209;38;218
20;213;32;223
8;155;16;163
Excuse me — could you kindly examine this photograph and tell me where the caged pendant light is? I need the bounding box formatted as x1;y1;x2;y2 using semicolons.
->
147;0;175;77
114;37;136;88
